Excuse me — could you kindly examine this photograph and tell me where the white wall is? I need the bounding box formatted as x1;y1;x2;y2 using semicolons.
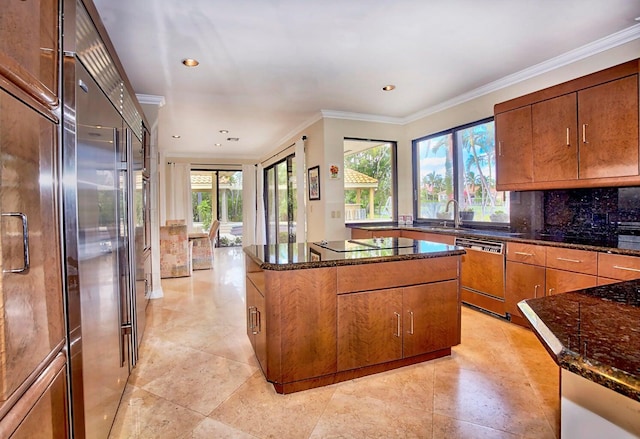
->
259;39;640;242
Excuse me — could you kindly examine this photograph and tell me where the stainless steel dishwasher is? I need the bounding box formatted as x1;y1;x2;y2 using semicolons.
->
454;237;506;316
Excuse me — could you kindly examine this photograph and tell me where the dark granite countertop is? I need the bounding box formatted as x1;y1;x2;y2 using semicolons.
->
350;223;640;256
243;237;465;271
518;281;640;402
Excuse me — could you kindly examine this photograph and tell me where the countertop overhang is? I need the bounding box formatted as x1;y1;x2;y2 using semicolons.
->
243;238;465;271
518;281;640;402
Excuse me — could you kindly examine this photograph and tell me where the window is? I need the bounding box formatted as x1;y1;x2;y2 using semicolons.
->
343;139;396;223
413;118;509;224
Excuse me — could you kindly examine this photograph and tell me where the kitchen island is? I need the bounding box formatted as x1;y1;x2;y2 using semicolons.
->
244;237;464;393
518;281;640;438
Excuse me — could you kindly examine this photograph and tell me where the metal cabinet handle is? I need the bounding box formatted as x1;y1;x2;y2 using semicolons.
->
394;312;401;337
248;306;256;332
498;141;503;157
256;309;261;334
534;284;539;298
582;124;588;144
612;265;640;274
408;311;414;335
2;212;30;273
556;257;582;263
514;251;534;257
566;128;570;146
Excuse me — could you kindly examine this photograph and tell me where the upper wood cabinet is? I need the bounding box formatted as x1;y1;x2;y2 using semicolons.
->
495;106;533;187
577;76;639;179
532;93;579;182
495;59;640;191
0;0;59;116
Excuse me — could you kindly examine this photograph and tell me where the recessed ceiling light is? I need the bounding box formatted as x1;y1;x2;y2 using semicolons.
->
382;84;396;91
172;135;181;139
214;143;222;147
219;129;229;134
181;58;199;67
227;137;239;142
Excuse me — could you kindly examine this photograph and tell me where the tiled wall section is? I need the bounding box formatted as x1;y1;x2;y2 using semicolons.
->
510;187;640;235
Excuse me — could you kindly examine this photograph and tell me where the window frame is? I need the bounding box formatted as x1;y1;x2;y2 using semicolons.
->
343;137;398;225
412;117;509;229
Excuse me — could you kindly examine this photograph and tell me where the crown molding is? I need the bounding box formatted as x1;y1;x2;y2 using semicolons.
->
315;25;640;125
403;23;640;123
320;110;404;124
136;94;166;107
271;111;324;149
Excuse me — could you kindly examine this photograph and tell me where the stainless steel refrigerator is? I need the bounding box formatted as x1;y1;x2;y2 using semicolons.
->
71;62;140;438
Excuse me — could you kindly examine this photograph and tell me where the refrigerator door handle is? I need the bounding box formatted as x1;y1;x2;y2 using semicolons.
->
2;212;30;273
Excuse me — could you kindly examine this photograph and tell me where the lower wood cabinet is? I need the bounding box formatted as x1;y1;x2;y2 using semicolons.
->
337;280;459;371
246;274;267;374
546;268;597;295
505;261;545;318
337;288;403;370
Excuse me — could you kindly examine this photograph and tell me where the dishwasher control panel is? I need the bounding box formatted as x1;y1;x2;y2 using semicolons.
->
454;237;504;254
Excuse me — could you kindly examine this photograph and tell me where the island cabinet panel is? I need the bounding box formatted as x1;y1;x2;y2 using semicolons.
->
577;75;639;180
532;93;579;182
495;105;533;188
336;257;458;294
265;267;337;384
403;281;459;357
246;274;267;375
337;288;403;371
401;230;455;245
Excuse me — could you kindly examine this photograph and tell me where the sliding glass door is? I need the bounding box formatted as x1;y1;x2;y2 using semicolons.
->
190;169;243;247
265;155;297;245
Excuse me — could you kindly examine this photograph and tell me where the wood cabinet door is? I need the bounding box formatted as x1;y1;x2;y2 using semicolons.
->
337;288;402;371
578;75;639;179
505;261;545;317
403;281;459;358
0;0;59;112
0;90;64;401
245;277;267;374
495;106;533;188
546;268;597;296
532;93;578;182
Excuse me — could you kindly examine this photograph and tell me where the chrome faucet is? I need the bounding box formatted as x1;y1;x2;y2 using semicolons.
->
445;199;462;228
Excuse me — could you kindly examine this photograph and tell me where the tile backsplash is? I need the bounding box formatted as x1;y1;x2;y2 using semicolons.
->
510;187;640;235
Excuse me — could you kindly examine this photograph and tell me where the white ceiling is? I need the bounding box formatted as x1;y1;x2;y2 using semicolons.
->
92;0;640;161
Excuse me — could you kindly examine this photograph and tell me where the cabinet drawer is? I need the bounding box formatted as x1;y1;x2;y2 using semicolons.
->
350;228;373;239
337;257;458;294
598;253;640;281
545;247;597;275
506;242;546;265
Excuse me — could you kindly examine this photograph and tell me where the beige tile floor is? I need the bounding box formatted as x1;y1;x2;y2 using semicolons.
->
110;247;560;439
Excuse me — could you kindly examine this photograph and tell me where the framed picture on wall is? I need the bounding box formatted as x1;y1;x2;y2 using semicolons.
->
308;165;320;200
